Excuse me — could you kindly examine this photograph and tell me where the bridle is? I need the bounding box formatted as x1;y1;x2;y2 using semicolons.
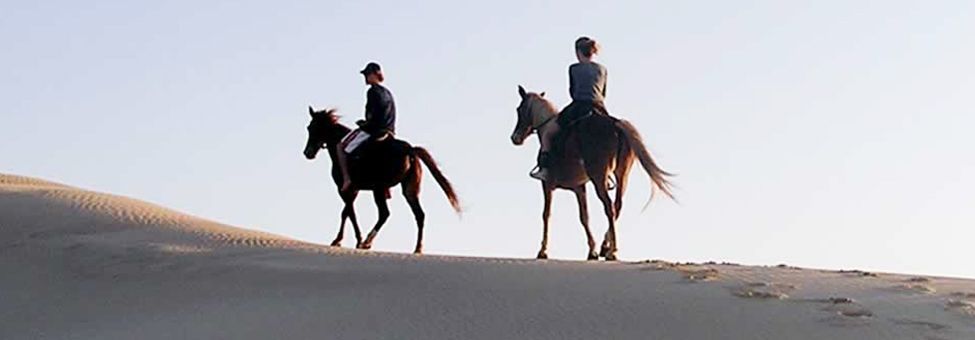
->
307;124;330;151
523;97;557;134
532;115;557;133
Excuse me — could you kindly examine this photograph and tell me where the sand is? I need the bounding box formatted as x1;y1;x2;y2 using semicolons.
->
1;173;973;340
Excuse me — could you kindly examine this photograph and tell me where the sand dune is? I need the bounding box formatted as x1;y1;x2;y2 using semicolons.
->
1;174;973;340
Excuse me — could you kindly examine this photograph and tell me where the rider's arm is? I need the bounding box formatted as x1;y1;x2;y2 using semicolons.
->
568;64;576;99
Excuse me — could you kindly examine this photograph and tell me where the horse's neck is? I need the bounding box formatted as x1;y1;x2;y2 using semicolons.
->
326;125;352;145
325;144;339;163
533;105;558;133
323;125;351;163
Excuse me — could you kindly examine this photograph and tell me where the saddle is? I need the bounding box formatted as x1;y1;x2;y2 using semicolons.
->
556;101;612;128
347;131;393;156
350;135;410;162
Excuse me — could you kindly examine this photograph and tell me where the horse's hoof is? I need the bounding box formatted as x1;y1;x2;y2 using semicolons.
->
358;243;372;250
604;253;618;261
330;240;342;247
599;246;610;258
536;251;548;260
413;249;423;255
587;252;599;261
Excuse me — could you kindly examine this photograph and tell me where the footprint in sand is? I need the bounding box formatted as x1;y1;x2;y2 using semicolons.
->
681;268;719;282
775;264;803;270
804;297;855;304
747;281;797;289
734;289;788;300
949;291;975;299
820;310;873;328
819;307;874;328
637;259;678;271
906;276;931;283
836;309;874;318
837;269;879;278
636;261;719;283
890;318;950;332
732;282;795;300
945;299;975;317
811;296;874;325
893;283;937;295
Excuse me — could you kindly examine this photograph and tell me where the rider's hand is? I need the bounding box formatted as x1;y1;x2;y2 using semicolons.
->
356;119;366;127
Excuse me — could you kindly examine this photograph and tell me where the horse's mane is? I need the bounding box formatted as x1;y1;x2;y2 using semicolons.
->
311;107;349;139
321;108;341;124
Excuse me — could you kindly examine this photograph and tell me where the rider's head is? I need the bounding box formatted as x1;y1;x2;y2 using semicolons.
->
360;62;384;85
575;37;600;62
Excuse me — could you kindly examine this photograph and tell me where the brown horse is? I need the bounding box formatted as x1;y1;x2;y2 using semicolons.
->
303;106;461;254
511;86;675;260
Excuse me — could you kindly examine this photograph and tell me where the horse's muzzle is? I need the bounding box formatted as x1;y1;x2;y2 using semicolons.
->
511;133;525;146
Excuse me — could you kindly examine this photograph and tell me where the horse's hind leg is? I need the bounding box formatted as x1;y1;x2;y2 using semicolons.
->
402;167;426;254
614;153;634;218
601;160;632;257
331;209;348;247
572;185;597;260
360;189;391;250
593;179;618;261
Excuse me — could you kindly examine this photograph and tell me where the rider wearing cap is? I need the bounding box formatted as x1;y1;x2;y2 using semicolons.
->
338;62;397;191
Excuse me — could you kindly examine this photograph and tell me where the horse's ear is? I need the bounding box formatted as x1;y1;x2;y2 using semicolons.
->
308;106;314;117
539;92;546;97
518;85;527;98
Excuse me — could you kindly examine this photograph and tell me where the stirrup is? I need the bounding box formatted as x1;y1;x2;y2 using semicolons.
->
529;167;548;181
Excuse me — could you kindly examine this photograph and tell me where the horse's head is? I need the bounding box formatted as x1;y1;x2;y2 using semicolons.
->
511;85;551;146
304;106;341;160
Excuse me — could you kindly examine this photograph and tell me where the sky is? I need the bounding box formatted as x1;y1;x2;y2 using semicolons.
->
2;1;974;278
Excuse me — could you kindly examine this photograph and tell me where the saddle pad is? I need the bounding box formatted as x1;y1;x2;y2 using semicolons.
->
342;130;372;154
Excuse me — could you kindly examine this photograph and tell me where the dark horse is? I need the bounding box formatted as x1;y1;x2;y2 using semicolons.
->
303;107;461;254
511;86;675;261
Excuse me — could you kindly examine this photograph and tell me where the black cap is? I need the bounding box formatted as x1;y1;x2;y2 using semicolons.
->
359;62;382;75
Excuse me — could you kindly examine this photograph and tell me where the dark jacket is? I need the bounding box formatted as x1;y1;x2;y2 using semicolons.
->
361;84;396;135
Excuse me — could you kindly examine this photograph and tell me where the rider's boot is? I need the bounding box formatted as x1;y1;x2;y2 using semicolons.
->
530;152;551;181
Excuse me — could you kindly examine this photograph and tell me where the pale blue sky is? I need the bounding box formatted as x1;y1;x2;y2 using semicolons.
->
3;1;973;278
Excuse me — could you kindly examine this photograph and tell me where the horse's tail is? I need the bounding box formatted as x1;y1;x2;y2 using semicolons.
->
615;119;677;207
412;147;463;214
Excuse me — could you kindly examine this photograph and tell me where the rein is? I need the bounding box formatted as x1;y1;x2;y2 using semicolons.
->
531;114;557;132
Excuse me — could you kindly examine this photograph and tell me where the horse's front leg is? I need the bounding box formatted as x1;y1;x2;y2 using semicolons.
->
537;183;554;259
332;190;359;247
360;190;390;250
